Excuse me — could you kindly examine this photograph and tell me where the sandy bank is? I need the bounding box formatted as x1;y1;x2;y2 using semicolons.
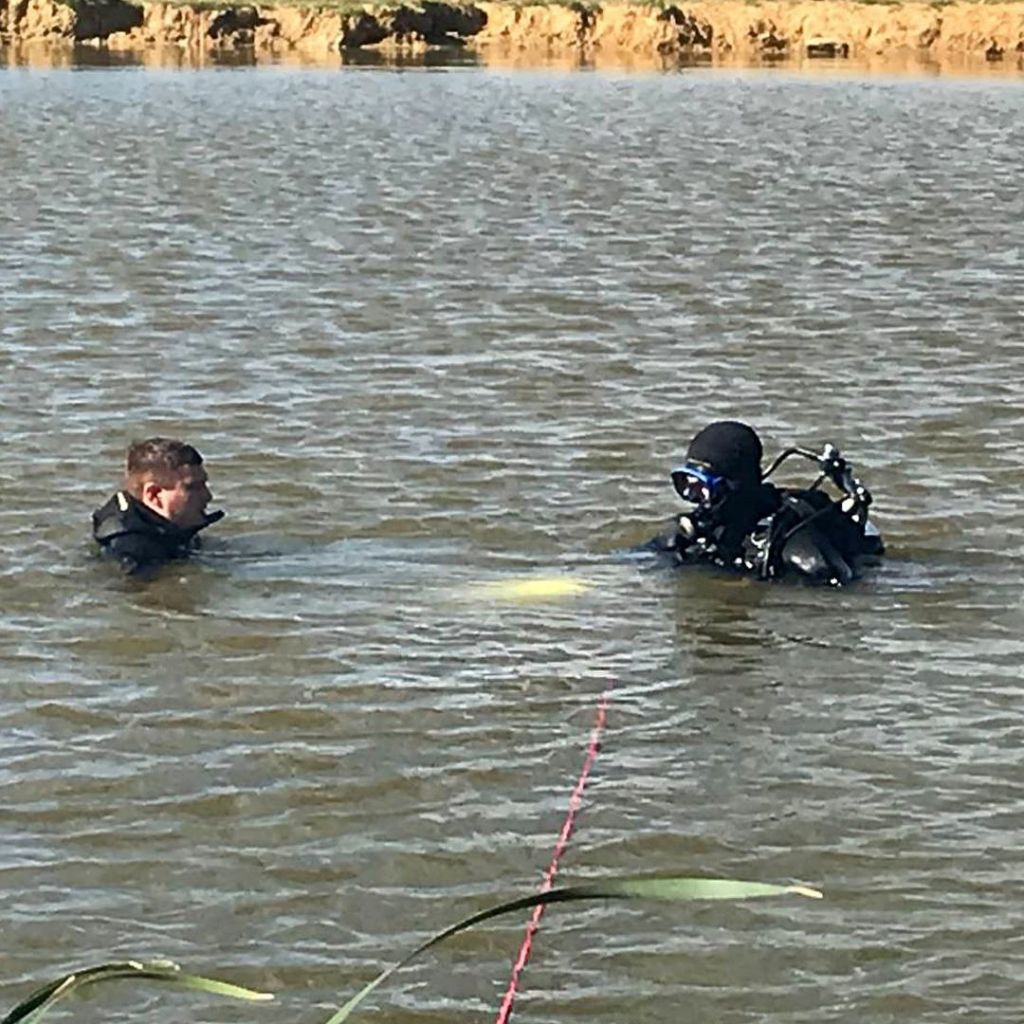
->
2;0;1024;66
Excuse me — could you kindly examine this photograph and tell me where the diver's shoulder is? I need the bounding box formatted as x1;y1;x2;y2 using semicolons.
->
92;490;188;571
774;485;832;512
93;489;165;533
92;490;137;541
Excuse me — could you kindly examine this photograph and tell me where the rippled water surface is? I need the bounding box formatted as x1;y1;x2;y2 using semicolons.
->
2;59;1023;1024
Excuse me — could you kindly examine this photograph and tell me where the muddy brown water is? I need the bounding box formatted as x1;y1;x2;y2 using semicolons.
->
1;53;1023;1024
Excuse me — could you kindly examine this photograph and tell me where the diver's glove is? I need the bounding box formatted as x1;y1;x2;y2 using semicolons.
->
676;509;721;560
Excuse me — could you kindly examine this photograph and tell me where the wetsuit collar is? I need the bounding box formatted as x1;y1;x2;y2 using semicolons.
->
113;490;223;541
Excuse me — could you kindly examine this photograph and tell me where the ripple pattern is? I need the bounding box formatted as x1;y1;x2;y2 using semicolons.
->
1;64;1023;1024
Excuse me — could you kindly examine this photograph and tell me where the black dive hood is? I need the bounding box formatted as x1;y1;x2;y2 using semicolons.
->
672;421;765;505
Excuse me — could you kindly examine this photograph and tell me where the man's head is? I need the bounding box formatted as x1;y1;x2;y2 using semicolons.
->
672;421;764;505
124;437;213;530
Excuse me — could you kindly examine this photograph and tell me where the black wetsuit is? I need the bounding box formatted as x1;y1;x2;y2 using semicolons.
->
92;491;223;576
647;482;883;585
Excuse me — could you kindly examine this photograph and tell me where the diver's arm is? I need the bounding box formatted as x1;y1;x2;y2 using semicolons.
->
642;515;699;560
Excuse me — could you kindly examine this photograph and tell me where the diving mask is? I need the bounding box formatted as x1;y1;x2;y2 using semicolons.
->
671;462;729;506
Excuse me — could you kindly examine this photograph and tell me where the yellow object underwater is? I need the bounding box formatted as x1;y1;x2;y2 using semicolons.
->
476;576;591;601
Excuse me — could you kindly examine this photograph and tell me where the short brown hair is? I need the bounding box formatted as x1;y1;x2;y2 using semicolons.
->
125;437;204;497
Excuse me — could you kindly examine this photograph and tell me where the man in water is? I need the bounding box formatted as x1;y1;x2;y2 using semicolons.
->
647;420;883;585
92;437;224;576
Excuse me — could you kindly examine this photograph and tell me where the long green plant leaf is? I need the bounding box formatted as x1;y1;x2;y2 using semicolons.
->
323;876;822;1024
1;959;272;1024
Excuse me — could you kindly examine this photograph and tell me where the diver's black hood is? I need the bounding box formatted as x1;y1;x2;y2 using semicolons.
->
686;421;764;489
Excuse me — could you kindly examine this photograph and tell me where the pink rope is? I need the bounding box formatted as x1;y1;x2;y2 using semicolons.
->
493;688;611;1024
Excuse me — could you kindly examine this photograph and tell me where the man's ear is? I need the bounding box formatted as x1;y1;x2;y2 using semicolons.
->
140;479;166;514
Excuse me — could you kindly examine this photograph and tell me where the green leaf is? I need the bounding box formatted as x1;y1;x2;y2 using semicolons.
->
323;875;822;1024
1;959;272;1024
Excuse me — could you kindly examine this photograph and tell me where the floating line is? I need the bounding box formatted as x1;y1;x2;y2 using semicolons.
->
493;687;611;1024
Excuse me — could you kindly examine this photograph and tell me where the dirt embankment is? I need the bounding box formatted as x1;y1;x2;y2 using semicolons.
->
2;0;1024;65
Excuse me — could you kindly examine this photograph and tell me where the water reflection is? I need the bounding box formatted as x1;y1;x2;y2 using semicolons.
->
2;41;1022;76
672;573;774;672
340;46;482;69
0;41;251;70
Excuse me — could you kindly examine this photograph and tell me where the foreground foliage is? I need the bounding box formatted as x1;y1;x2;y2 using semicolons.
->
3;876;821;1024
1;961;272;1024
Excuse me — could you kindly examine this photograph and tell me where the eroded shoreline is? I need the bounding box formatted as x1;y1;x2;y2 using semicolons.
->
2;0;1024;69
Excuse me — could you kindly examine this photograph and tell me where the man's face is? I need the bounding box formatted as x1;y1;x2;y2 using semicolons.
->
145;465;212;529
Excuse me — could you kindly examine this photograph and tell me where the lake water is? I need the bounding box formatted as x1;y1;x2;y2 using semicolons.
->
1;51;1023;1024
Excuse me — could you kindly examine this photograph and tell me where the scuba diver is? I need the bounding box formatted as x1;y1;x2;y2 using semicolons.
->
646;420;883;586
92;437;224;576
